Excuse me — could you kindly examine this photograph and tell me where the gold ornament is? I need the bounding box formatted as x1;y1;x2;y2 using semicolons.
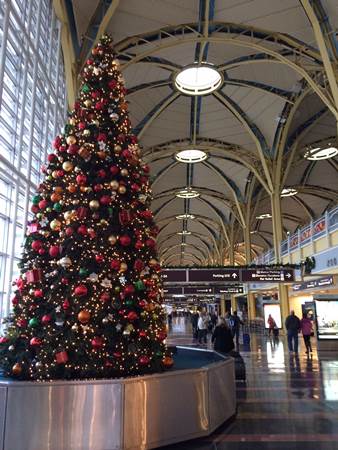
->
114;145;122;153
78;146;91;160
120;169;128;177
108;235;117;245
84;100;92;108
52;171;59;179
110;180;119;190
120;262;128;272
12;363;22;375
66;135;76;145
89;200;100;210
100;219;108;226
50;219;62;231
118;185;127;194
69;118;76;126
83;129;91;136
62;161;73;172
64;210;76;221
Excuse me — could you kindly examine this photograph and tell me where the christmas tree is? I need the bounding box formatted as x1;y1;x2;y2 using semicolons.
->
0;35;173;380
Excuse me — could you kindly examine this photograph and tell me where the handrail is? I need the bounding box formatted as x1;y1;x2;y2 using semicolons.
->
255;205;338;264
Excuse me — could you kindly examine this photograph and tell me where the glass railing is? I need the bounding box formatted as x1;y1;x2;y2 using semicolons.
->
255;205;338;264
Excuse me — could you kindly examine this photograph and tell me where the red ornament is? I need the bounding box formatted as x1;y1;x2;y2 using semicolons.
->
91;336;104;349
31;205;39;214
130;135;138;144
34;289;43;298
62;299;70;310
57;170;64;178
158;331;167;341
49;246;59;257
61;277;69;285
113;352;122;358
100;195;111;205
47;153;56;162
58;145;67;153
53;136;61;149
94;184;103;192
140;210;153;220
135;240;143;250
91;90;100;99
26;269;42;283
11;296;19;306
67;144;78;155
124;285;135;296
31;240;43;251
122;149;131;159
146;238;156;248
0;337;9;344
110;259;120;271
110;165;119;175
65;227;74;236
77;225;88;236
139;355;150;365
95;254;104;263
97;133;107;142
134;259;144;271
100;292;110;303
38;199;48;210
142;164;150;173
120;235;131;246
76;207;88;219
76;174;87;185
148;290;158;300
41;314;52;324
97;169;106;179
139;300;147;308
78;122;86;130
95;101;104;111
139;330;147;337
119;209;132;225
55;351;68;364
131;183;140;192
30;337;42;347
127;311;138;321
74;285;88;297
108;80;117;89
88;229;96;238
38;248;45;255
17;319;27;328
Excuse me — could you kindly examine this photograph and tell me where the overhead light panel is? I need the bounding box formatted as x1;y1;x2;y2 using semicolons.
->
174;63;222;96
177;230;191;235
304;144;338;160
176;188;199;199
281;187;298;197
176;213;195;220
175;149;207;163
256;213;272;220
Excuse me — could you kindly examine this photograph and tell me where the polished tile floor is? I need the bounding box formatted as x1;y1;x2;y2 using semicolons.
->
161;317;338;450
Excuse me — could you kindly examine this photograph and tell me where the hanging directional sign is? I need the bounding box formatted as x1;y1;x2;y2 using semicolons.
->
161;269;187;282
241;268;294;283
184;287;214;295
214;285;244;294
163;287;184;295
188;269;240;282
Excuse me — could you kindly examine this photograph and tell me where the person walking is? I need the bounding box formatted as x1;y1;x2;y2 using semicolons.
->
285;310;301;354
230;311;243;347
197;311;208;344
212;318;235;353
267;314;276;336
300;313;313;355
191;311;199;339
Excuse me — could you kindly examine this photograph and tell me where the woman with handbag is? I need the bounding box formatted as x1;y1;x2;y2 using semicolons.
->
300;313;313;354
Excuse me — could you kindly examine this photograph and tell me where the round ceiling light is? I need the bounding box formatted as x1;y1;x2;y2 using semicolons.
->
304;145;338;160
176;188;200;199
256;213;272;220
177;230;191;235
281;187;298;197
174;64;222;96
175;149;207;163
176;213;195;220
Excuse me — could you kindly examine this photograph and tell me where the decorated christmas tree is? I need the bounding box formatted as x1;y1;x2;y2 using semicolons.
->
0;35;173;380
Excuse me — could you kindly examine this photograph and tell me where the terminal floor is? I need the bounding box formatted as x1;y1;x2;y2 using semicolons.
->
161;317;338;450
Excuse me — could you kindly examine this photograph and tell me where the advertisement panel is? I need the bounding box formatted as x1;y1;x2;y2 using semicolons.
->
314;296;338;340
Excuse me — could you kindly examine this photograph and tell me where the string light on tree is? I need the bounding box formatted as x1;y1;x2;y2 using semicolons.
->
0;35;173;380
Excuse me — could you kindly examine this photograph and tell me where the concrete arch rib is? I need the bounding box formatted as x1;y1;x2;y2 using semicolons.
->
161;243;208;261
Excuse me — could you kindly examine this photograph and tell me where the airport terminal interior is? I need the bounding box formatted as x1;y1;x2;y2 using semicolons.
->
0;0;338;449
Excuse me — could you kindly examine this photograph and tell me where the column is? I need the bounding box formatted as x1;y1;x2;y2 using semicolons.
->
244;215;256;320
247;292;256;321
231;295;237;312
271;191;290;327
220;294;226;317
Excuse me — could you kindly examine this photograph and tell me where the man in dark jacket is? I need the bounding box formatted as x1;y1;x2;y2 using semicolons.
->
212;318;235;353
285;310;301;354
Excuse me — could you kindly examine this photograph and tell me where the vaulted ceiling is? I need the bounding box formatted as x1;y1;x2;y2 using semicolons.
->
70;0;338;266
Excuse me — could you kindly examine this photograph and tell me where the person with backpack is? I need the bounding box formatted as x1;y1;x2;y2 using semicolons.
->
211;317;234;353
